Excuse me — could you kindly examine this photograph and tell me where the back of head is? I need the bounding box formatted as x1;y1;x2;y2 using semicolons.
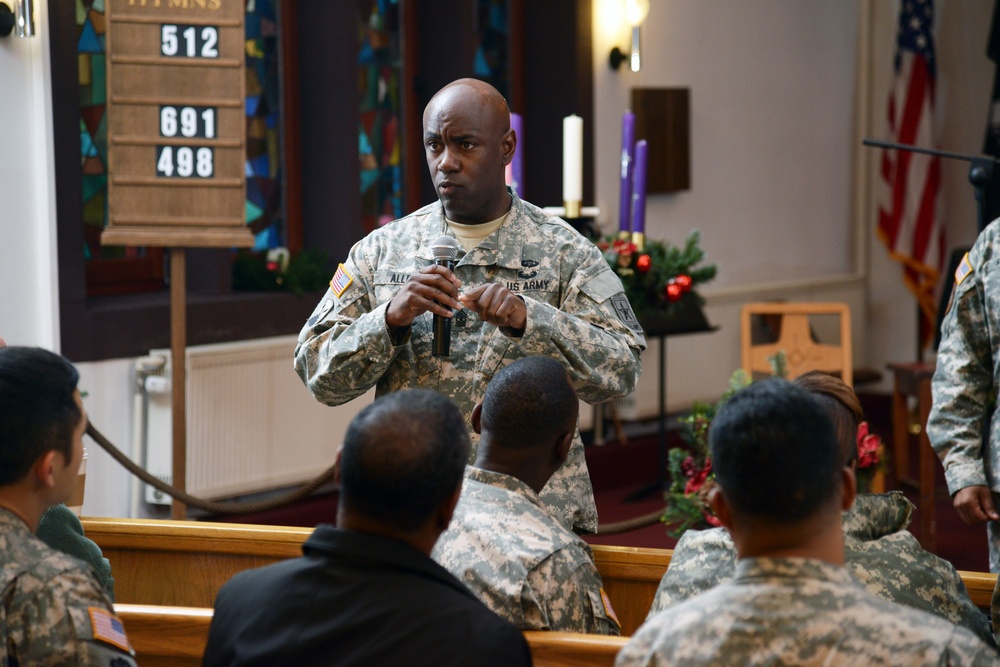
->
0;347;81;486
339;389;469;531
481;357;577;450
710;378;841;523
792;371;862;466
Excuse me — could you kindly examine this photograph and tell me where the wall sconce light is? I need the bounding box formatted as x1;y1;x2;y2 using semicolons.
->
0;0;35;38
609;0;649;72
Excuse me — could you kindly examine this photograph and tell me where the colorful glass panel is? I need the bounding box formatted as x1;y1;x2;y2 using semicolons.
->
244;0;284;251
358;0;403;230
474;0;509;99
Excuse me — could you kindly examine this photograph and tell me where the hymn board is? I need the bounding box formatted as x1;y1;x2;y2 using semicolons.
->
103;0;251;248
103;0;251;518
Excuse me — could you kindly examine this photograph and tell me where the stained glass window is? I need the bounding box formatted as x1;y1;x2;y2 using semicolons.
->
474;0;509;99
77;0;117;261
358;0;403;230
245;0;285;251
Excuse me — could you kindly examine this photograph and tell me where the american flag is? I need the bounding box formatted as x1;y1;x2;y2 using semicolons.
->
878;0;946;347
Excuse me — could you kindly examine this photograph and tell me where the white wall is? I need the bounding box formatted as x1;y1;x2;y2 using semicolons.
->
592;0;995;401
0;1;59;349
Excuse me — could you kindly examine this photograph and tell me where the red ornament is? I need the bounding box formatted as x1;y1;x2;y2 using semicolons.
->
636;254;652;273
665;281;683;302
266;261;279;272
675;274;693;291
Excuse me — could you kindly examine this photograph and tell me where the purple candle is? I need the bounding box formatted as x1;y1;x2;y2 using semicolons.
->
630;139;648;235
619;111;635;233
509;112;524;197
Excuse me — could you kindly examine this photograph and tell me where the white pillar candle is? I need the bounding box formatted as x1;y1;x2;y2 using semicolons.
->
562;114;583;205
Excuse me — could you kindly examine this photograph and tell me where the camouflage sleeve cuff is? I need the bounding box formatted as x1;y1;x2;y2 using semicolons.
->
943;461;989;495
372;301;405;358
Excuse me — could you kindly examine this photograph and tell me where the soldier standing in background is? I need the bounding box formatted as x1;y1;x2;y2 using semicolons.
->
927;221;1000;572
295;78;645;534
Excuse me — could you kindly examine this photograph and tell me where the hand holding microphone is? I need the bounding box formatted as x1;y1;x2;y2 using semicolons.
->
431;236;462;357
383;236;464;348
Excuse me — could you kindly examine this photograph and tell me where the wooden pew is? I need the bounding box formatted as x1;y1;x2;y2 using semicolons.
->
115;603;627;667
116;603;211;667
87;518;998;637
84;517;311;607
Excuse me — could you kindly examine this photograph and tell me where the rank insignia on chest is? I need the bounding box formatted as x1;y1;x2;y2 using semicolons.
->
453;310;469;328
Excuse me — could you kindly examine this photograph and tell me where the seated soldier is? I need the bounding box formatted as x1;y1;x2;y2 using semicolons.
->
617;379;997;666
203;389;531;667
432;356;620;634
650;371;993;646
0;335;115;599
0;346;136;666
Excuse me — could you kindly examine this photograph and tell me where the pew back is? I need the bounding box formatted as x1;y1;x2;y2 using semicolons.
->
87;517;998;637
115;603;626;667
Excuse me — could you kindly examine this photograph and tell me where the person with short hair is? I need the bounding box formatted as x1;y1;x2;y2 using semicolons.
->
650;371;993;645
433;356;620;634
617;379;997;666
295;77;646;535
0;346;136;666
203;389;531;667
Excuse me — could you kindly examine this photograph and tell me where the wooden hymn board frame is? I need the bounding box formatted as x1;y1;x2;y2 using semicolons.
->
103;0;252;248
103;0;252;519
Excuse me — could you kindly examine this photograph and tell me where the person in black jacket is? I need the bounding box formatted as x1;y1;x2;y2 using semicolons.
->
202;388;532;667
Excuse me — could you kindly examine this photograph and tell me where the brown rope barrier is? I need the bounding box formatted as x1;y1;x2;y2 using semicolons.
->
85;421;338;515
87;418;668;528
595;507;668;536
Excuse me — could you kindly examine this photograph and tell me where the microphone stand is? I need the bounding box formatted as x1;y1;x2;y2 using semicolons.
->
862;138;1000;234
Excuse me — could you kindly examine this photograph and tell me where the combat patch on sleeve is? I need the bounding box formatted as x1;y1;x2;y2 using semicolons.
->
610;294;643;334
87;607;132;653
330;263;355;298
954;252;973;286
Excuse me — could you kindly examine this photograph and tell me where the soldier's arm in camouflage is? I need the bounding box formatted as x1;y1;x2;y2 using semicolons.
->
12;567;136;665
513;252;645;403
294;250;403;407
927;253;994;495
648;527;737;618
525;552;620;635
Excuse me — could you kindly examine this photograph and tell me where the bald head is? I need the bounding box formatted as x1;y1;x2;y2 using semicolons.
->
422;78;516;224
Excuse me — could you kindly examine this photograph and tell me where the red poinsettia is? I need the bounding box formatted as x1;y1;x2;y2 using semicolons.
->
856;421;881;470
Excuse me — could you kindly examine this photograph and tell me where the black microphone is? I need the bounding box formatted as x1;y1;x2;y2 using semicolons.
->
431;236;462;358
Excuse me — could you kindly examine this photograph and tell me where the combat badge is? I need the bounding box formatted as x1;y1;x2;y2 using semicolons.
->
610;294;643;333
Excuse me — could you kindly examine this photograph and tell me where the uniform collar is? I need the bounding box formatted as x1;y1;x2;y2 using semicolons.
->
464;465;542;506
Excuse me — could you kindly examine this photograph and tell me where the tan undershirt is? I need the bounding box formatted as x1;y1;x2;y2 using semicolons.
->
447;212;508;253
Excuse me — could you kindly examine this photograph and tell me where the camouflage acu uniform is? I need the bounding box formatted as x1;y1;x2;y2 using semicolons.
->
927;220;1000;571
431;466;619;635
295;190;646;533
0;508;137;666
619;557;998;667
650;492;993;646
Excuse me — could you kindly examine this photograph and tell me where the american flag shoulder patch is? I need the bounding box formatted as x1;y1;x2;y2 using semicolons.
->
954;252;973;286
600;588;620;628
330;263;354;298
88;607;131;652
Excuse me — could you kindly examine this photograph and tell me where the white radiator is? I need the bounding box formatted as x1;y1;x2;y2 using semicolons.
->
139;335;372;503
